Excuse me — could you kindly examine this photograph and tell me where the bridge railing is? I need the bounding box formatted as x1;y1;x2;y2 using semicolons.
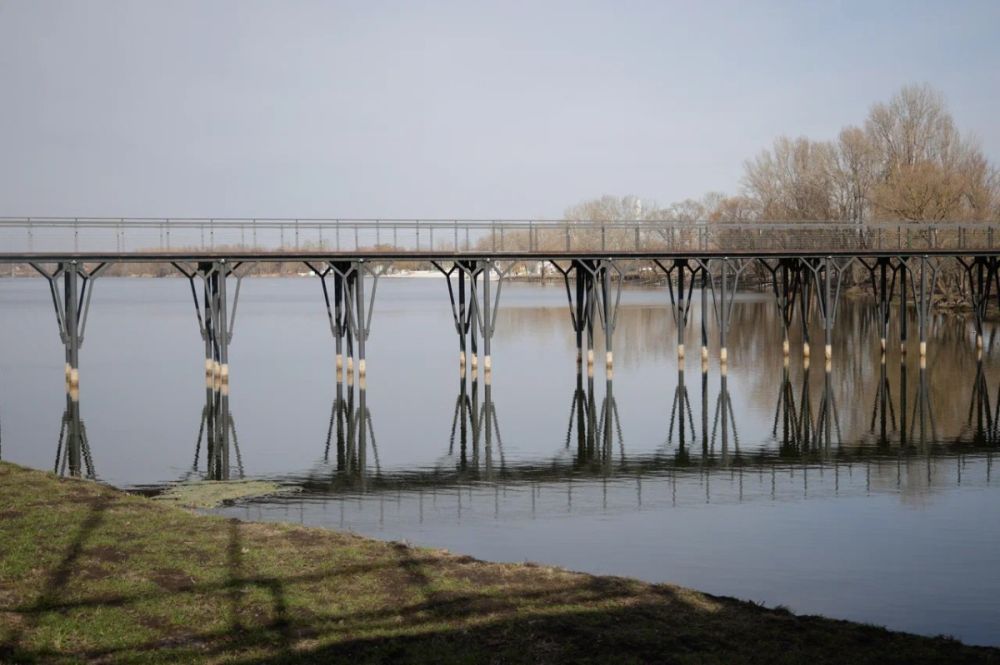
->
1;218;998;255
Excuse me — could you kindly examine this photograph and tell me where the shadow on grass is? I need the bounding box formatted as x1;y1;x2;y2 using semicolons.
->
0;494;111;660
1;482;997;664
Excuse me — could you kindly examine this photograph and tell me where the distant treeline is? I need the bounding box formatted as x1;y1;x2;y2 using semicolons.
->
566;84;998;225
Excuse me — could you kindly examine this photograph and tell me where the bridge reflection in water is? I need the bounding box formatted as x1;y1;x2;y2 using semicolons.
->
184;360;998;532
53;386;95;480
49;355;999;507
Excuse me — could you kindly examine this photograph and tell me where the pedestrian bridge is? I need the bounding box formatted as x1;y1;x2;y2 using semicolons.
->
3;218;1000;425
1;218;999;259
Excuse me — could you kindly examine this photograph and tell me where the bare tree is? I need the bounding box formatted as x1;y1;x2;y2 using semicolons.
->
832;126;877;223
865;84;998;221
743;136;838;220
737;85;998;224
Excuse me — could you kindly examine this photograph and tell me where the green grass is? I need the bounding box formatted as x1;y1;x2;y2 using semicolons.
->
0;462;996;664
152;480;298;509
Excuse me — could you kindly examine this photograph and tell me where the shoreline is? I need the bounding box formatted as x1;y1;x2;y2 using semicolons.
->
1;462;995;663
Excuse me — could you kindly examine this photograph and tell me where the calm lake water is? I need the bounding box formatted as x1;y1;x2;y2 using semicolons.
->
2;276;999;646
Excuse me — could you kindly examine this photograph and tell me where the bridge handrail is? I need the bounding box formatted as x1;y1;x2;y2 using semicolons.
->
1;217;999;228
2;217;999;255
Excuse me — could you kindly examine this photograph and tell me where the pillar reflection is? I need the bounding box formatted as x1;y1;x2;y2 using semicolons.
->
191;374;242;481
55;387;95;479
323;380;380;490
564;369;621;470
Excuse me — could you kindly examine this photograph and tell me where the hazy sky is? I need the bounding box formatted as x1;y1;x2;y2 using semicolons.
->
1;0;998;218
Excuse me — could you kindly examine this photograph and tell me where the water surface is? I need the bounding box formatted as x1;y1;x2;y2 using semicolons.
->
1;276;998;646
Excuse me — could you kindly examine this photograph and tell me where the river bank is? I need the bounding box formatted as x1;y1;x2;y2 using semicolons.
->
0;463;995;664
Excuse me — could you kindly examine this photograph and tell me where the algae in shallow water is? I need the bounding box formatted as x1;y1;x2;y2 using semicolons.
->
153;480;298;509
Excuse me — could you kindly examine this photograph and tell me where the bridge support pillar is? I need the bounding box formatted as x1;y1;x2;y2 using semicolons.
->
702;258;750;370
801;256;854;370
894;256;940;364
174;260;246;390
438;260;503;382
654;259;700;366
897;256;910;356
597;260;622;376
761;258;802;360
860;256;905;362
309;260;385;384
444;259;513;385
554;260;620;377
434;260;481;378
173;260;250;480
958;256;996;359
30;260;107;392
553;260;597;374
701;267;709;366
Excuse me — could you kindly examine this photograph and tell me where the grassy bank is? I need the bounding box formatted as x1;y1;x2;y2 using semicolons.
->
0;463;996;664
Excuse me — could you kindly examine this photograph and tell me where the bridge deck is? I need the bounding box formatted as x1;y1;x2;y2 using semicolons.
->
6;249;1000;263
2;218;999;261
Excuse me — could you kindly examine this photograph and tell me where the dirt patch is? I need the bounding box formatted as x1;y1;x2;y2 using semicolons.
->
119;500;159;511
137;614;173;632
424;590;516;617
0;510;24;520
186;549;216;564
446;561;549;588
61;493;113;508
86;546;130;565
76;563;113;582
284;529;329;548
149;568;196;593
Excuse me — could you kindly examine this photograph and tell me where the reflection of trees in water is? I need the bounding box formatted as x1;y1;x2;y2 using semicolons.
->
730;302;990;450
282;366;996;521
298;361;1000;503
498;298;996;452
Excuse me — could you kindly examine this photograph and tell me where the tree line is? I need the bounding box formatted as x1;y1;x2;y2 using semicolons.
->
567;84;999;225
